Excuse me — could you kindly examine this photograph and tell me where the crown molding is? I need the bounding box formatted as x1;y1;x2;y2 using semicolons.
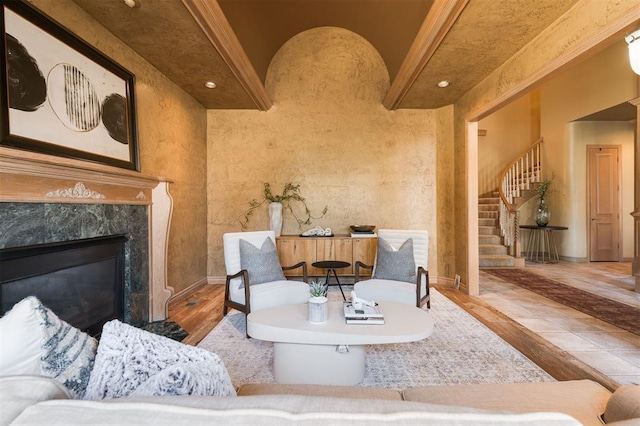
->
182;0;272;111
384;0;469;110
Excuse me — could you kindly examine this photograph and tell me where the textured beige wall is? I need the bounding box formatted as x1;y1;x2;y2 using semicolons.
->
539;41;636;260
436;105;455;281
207;27;439;280
565;121;635;260
453;0;639;293
28;0;209;296
478;93;537;196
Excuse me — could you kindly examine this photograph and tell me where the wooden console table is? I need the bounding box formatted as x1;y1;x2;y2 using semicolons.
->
276;235;377;277
520;225;568;264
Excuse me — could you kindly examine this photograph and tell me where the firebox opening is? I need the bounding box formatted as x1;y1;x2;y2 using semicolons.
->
0;235;127;337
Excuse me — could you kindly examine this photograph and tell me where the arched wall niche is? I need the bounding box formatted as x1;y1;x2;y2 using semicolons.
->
264;26;390;109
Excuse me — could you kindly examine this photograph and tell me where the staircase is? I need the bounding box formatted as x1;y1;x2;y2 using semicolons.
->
479;138;545;268
479;192;515;267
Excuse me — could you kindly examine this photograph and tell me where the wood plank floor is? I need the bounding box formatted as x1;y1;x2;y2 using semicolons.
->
168;284;225;346
168;282;619;391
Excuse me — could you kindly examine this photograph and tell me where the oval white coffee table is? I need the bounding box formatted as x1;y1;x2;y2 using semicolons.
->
247;301;434;385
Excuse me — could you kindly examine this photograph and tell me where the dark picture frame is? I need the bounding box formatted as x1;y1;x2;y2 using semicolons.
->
0;1;139;171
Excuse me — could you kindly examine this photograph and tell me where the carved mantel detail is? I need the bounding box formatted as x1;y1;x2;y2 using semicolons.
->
0;147;175;320
46;182;106;199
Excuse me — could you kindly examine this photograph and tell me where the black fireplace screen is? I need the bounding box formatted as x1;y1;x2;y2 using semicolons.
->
0;235;127;336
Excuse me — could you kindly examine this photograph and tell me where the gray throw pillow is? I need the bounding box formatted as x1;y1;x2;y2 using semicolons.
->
373;237;416;283
239;237;285;287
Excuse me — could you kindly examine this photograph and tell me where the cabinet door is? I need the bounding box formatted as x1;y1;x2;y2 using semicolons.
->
352;238;377;277
276;237;316;277
316;238;353;275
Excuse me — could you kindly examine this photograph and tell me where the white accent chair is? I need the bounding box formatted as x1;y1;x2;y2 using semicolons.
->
353;229;430;308
222;231;310;323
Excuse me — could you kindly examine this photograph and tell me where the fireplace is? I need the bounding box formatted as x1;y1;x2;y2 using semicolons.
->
0;235;127;336
0;146;174;326
0;202;149;327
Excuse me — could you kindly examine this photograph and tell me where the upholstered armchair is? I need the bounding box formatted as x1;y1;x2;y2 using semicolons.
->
353;229;430;308
222;231;310;321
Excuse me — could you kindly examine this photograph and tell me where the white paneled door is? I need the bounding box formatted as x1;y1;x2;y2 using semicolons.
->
588;146;621;262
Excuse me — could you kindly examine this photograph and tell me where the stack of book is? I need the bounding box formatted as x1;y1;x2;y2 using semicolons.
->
343;301;384;325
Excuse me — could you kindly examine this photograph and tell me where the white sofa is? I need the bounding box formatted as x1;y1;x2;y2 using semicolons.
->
3;375;640;426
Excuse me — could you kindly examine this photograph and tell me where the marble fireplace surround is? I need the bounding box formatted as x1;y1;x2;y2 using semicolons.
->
0;147;173;323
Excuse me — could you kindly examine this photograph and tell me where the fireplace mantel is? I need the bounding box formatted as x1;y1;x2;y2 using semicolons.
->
0;146;174;321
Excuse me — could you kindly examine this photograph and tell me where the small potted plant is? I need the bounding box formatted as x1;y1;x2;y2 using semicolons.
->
240;182;328;237
308;279;328;324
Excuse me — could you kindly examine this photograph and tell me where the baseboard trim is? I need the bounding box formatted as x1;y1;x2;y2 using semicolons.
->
558;256;588;263
169;277;210;307
514;257;526;267
208;276;226;285
559;256;633;263
437;276;455;287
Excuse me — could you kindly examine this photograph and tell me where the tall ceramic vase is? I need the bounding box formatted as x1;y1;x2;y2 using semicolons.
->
269;202;283;237
535;199;550;227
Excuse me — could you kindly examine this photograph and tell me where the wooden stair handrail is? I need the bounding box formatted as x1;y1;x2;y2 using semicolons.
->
496;137;543;255
498;138;543;212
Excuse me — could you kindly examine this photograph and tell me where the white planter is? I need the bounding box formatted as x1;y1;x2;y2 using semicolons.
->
308;296;328;324
269;202;283;237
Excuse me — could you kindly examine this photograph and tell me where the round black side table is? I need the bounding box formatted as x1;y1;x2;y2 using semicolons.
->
311;260;350;301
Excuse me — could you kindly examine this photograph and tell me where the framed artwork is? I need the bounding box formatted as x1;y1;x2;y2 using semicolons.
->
0;1;139;171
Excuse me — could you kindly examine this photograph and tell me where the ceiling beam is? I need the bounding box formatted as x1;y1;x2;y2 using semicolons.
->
384;0;469;110
182;0;272;110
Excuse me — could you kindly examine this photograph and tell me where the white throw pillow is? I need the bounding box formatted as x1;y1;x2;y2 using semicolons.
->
85;320;236;400
0;297;42;375
0;296;98;399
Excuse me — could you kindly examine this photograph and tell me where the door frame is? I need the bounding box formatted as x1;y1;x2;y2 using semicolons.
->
586;144;622;262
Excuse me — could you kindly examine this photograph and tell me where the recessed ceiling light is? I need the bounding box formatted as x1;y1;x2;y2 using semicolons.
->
437;80;450;88
205;81;217;89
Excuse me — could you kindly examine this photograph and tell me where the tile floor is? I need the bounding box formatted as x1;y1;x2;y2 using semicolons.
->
479;261;640;386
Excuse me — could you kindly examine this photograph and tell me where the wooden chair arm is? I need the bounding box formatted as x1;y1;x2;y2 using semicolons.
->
282;261;308;282
226;270;246;280
416;266;430;308
225;269;251;313
354;261;373;283
417;266;428;280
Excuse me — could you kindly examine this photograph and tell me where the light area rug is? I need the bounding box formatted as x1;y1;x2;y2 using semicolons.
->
197;288;555;390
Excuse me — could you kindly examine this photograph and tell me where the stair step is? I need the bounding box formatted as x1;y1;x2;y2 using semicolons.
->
479;211;498;219
478;197;499;204
479;255;515;267
480;190;500;197
478;188;513;267
479;226;499;235
479;244;508;255
478;204;499;212
479;234;501;244
479;218;497;227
